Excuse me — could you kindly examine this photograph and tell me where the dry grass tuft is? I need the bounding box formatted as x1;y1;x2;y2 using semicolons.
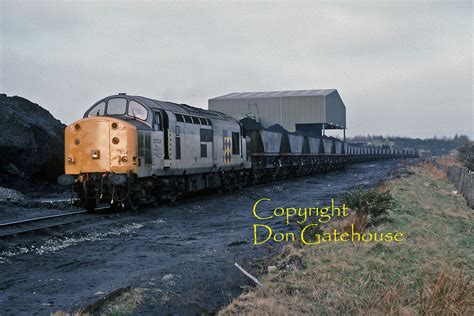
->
378;182;389;192
436;156;460;167
420;162;447;180
326;211;368;234
418;267;474;315
102;288;144;315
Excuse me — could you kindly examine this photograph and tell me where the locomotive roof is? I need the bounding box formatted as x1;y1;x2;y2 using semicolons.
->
105;94;235;122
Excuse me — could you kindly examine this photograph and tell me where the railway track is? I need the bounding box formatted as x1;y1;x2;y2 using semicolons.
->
0;208;109;238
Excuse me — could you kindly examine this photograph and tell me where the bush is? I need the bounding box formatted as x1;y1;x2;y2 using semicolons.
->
457;142;474;170
342;188;395;226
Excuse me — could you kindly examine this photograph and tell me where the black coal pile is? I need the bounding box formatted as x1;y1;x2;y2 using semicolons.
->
0;94;65;191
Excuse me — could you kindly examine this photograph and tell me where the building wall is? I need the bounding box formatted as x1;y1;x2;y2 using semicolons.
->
209;93;346;132
209;97;283;129
325;91;346;128
281;96;326;131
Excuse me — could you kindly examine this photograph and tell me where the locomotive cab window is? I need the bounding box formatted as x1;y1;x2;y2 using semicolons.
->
232;132;240;155
107;98;127;115
128;101;148;120
154;112;162;130
87;101;105;117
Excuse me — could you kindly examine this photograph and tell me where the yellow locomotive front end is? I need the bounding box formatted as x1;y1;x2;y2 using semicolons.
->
59;116;139;210
64;116;137;175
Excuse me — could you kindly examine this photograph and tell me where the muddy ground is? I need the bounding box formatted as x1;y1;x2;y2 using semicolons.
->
0;161;407;315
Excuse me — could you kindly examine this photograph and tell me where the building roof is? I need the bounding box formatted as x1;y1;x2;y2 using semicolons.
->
210;89;336;100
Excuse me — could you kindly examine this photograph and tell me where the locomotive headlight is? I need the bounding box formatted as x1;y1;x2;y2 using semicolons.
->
121;156;128;162
67;156;74;164
91;150;100;159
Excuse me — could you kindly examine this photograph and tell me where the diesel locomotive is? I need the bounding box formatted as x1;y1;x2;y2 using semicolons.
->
58;93;417;210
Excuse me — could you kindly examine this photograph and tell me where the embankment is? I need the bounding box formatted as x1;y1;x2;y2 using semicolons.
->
219;163;473;315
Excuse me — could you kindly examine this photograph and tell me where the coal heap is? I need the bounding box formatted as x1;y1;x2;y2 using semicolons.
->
0;94;65;187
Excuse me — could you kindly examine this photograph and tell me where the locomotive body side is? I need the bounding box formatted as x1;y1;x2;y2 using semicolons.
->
59;94;250;210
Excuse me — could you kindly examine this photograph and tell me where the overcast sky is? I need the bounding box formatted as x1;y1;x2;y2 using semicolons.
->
1;0;472;138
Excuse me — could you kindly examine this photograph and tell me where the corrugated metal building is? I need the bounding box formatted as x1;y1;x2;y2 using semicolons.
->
208;89;346;136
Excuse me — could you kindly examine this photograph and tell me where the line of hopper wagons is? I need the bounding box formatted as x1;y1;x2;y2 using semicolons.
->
241;117;417;182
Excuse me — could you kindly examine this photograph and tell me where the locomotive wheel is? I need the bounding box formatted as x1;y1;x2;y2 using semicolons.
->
126;191;141;211
127;197;140;211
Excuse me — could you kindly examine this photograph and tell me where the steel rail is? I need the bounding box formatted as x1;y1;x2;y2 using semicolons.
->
0;206;111;238
0;210;88;228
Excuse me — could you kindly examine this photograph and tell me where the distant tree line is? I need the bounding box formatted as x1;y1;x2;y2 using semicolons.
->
347;134;471;156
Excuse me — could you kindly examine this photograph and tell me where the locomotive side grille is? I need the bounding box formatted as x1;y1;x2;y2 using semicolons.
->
137;132;152;165
145;133;152;164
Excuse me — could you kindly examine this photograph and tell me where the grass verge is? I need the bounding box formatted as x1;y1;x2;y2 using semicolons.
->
219;163;474;315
